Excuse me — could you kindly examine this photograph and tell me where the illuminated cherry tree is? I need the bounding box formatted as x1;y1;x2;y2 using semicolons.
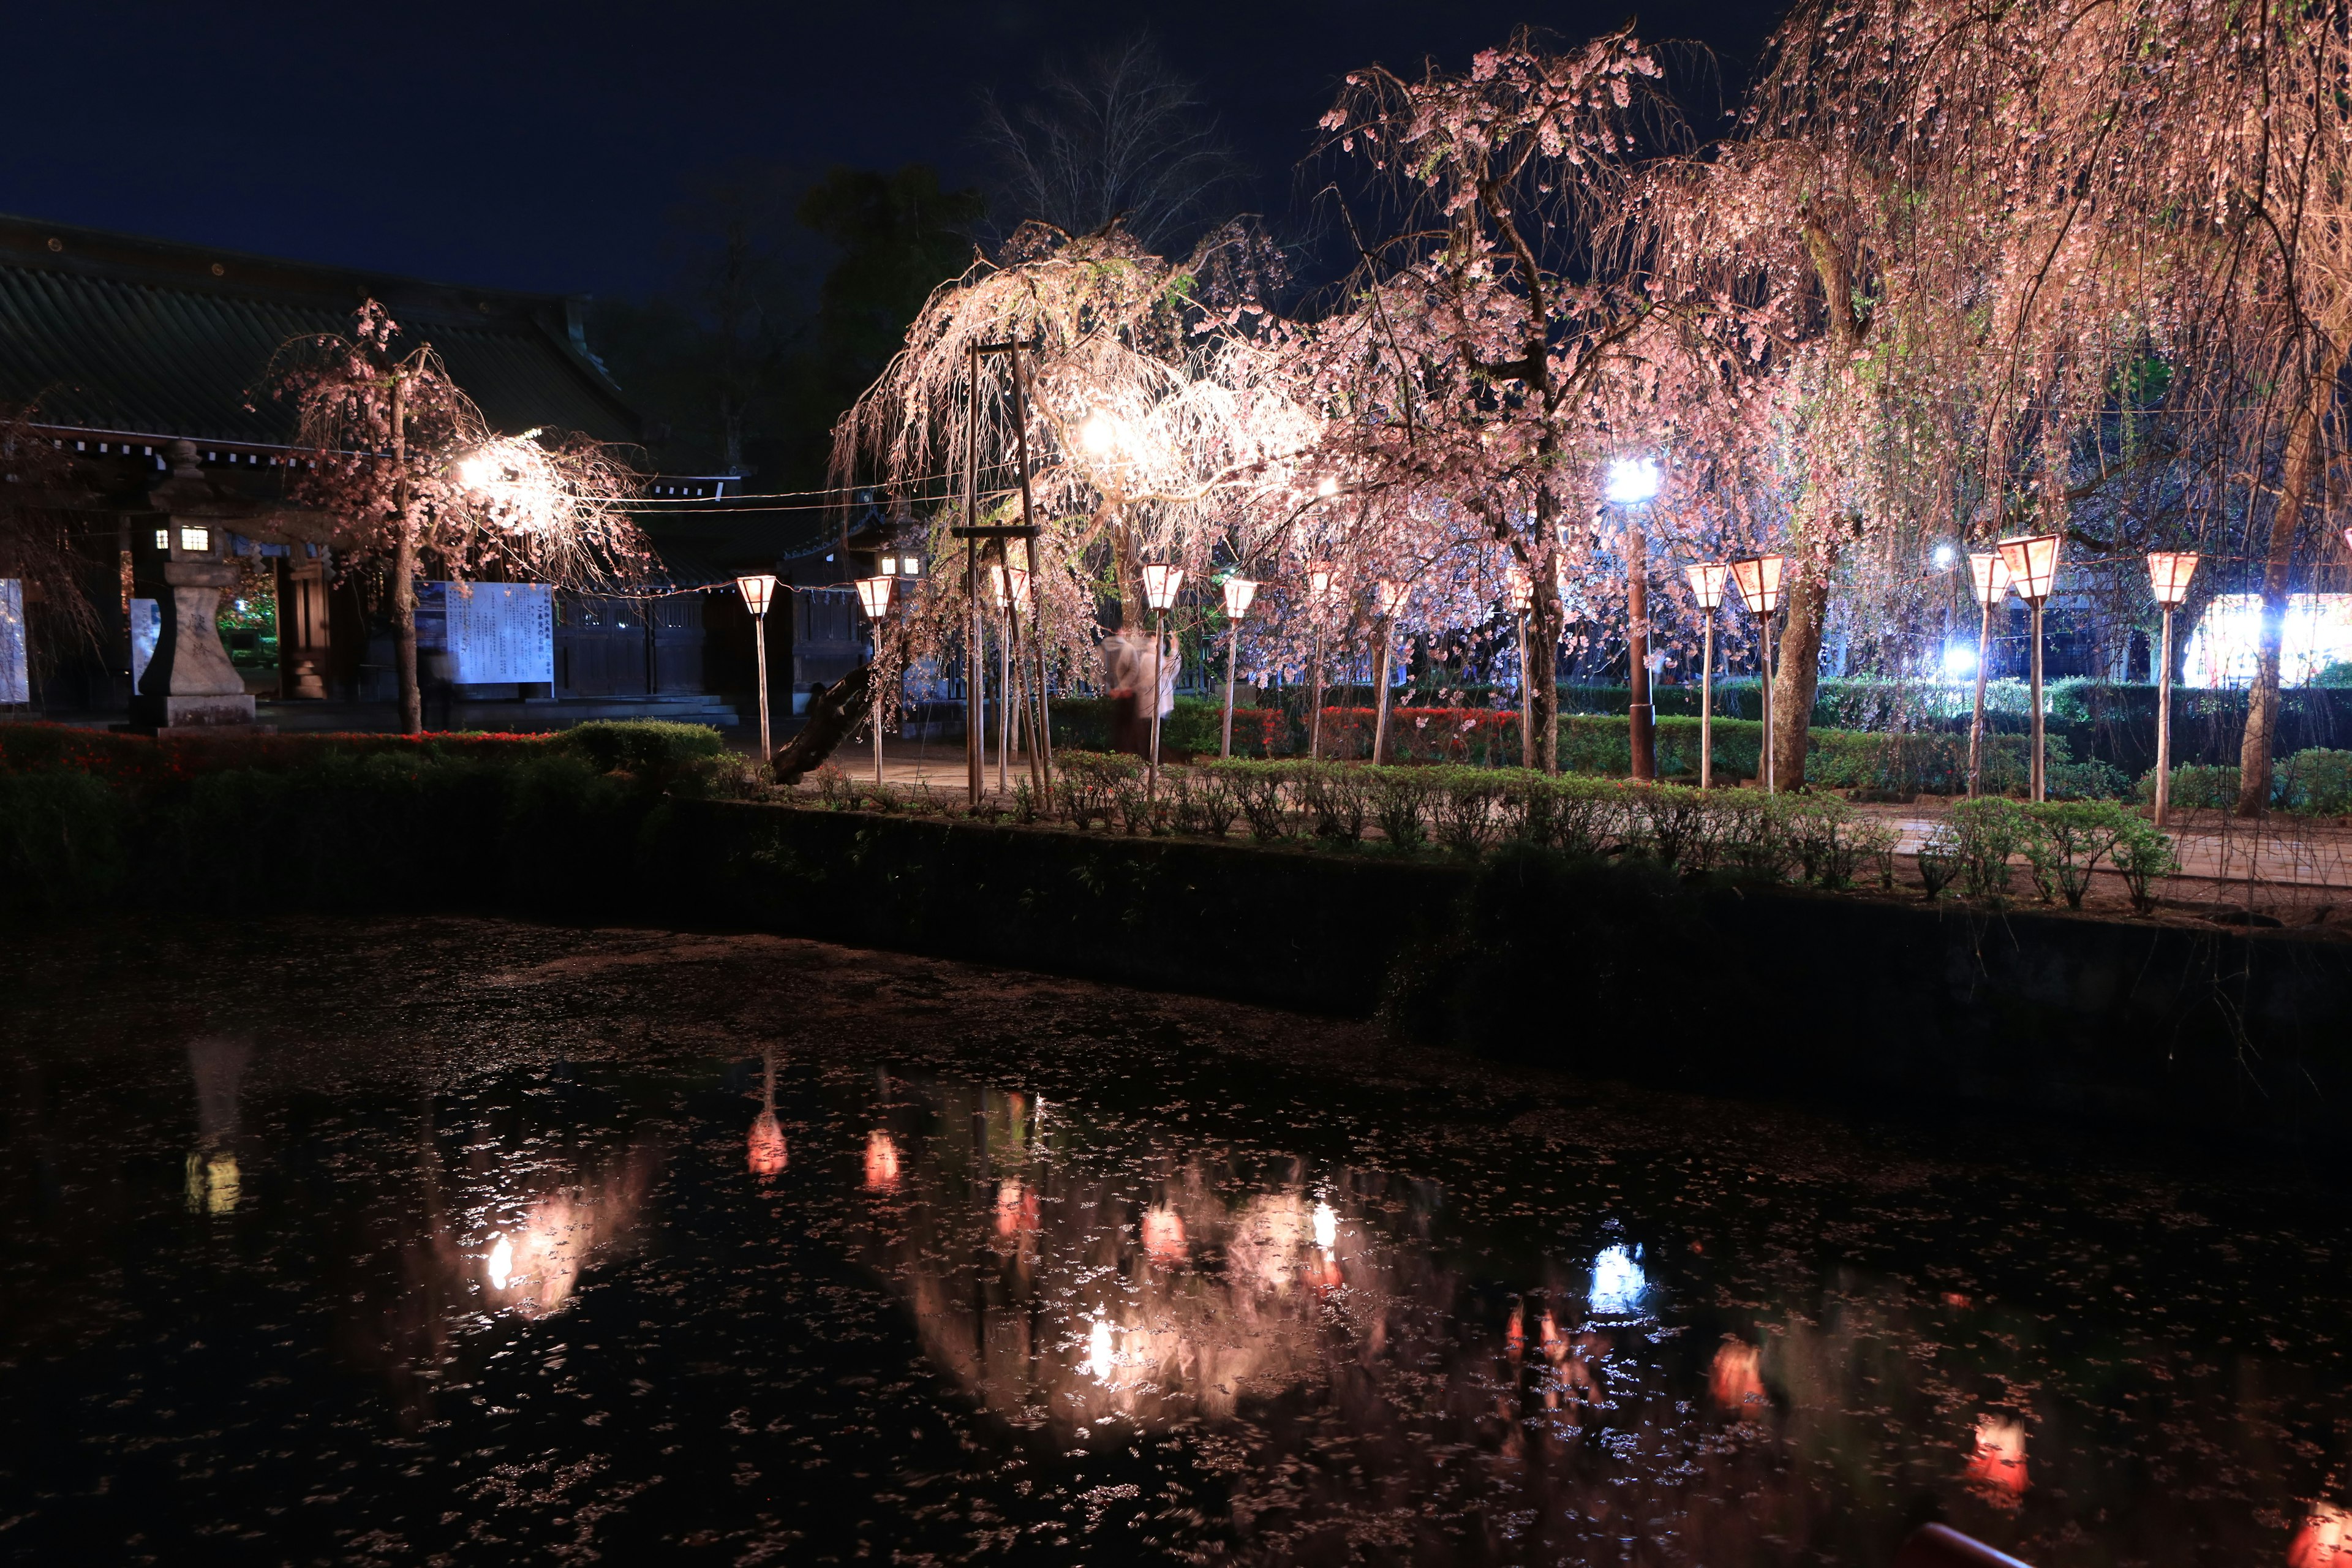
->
268;302;649;734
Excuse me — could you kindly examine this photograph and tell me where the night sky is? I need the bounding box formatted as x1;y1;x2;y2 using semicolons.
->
7;1;1779;302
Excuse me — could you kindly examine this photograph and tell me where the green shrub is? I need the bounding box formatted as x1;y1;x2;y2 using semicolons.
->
2112;817;2179;914
1426;766;1503;853
2278;749;2352;816
2020;800;2135;908
2047;757;2133;801
0;769;133;910
1950;797;2029;902
1292;761;1369;845
2139;763;2241;811
1714;791;1796;883
1055;751;1139;829
1915;824;1962;900
1628;782;1713;870
554;720;723;780
1198;758;1294;841
1366;766;1433;851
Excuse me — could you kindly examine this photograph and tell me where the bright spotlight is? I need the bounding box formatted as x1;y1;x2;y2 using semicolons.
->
1080;413;1121;457
1932;543;1956;570
1315;475;1339;498
1604;458;1662;505
1942;641;1980;680
457;453;497;489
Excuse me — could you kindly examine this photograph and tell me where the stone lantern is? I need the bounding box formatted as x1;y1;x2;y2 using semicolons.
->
130;441;260;733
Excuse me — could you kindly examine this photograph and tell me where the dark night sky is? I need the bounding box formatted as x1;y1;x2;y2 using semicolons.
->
6;1;1781;302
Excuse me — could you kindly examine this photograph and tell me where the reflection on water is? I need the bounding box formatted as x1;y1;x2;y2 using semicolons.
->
8;993;2352;1566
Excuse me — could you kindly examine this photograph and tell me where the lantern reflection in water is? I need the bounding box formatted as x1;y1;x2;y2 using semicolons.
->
2292;1502;2352;1567
864;1130;902;1193
1141;1205;1188;1266
1709;1339;1766;1412
747;1047;786;1177
184;1035;249;1216
1966;1414;2029;1503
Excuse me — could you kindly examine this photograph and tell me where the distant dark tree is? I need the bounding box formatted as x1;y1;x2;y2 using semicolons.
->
593;162;981;491
980;37;1245;251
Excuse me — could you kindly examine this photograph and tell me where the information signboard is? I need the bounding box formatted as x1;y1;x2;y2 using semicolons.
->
435;582;555;684
0;579;26;703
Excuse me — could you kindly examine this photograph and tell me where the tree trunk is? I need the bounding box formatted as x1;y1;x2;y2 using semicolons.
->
1529;536;1562;774
389;374;421;736
391;525;421;736
2235;331;2350;816
1771;560;1830;791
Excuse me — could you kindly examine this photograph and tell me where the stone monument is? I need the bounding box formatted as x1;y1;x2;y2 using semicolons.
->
129;442;264;734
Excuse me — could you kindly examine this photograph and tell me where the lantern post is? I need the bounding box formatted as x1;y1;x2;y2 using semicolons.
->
1219;575;1258;758
1683;563;1730;789
1962;551;2015;798
1139;562;1184;797
1306;562;1336;761
1996;533;2064;801
1605;459;1664;781
2147;551;2200;824
856;574;894;788
1730;555;1787;793
735;573;778;764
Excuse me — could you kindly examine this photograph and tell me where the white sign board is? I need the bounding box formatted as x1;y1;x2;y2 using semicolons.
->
442;582;554;684
130;597;161;689
0;579;26;703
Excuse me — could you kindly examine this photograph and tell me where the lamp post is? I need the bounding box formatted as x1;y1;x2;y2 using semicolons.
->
1996;533;2064;801
1683;563;1730;790
736;573;779;763
1606;459;1664;781
2147;550;2199;825
1372;578;1409;765
856;574;895;788
1964;551;2013;798
1140;562;1183;796
1730;554;1787;792
1219;575;1257;758
1306;561;1336;760
1506;565;1534;767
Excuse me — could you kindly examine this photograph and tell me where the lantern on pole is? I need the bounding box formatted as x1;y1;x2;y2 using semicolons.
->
1139;563;1184;793
1683;563;1730;790
1730;554;1787;793
1372;579;1409;765
856;575;895;787
1219;575;1258;759
1306;560;1338;761
2147;551;2199;825
1996;533;2064;801
736;573;780;764
1606;459;1665;782
1962;550;2014;797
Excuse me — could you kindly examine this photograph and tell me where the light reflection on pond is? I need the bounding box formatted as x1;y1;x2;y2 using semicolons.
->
7;970;2352;1567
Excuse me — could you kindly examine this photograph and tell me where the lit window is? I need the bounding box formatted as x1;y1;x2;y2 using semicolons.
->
178;526;210;552
154;529;170;550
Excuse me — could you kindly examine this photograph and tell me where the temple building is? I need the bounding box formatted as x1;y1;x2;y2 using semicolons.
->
0;213;869;733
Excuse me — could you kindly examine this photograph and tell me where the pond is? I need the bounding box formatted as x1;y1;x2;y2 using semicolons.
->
2;916;2346;1566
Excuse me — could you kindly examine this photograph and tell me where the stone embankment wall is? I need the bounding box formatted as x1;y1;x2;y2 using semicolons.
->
655;801;2352;1145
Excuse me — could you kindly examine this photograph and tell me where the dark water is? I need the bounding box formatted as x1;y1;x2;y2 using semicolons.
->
4;918;2350;1566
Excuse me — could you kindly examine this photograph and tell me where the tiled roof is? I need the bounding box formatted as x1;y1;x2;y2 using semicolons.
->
0;214;640;447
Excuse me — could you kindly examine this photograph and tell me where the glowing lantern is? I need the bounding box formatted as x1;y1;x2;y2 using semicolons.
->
1683;561;1730;612
1504;565;1532;613
1729;554;1786;615
1376;579;1410;618
1995;533;2062;604
1139;562;1184;612
1968;550;2013;609
2147;549;2199;609
1221;575;1257;619
855;576;894;622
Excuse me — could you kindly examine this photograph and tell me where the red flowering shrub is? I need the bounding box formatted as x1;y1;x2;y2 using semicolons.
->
1314;707;1525;764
